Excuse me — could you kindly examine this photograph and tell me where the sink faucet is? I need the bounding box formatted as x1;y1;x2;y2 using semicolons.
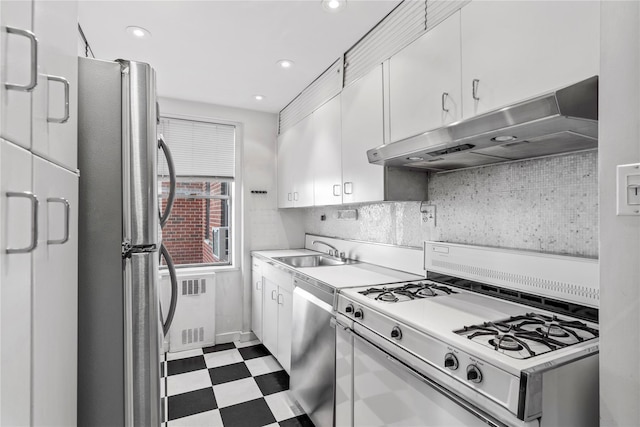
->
312;240;345;261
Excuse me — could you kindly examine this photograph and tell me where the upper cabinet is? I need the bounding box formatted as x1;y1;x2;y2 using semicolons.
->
341;65;385;204
277;113;314;208
460;1;600;119
389;12;462;143
312;95;343;206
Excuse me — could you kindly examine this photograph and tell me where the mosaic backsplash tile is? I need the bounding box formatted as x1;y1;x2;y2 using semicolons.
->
302;151;598;258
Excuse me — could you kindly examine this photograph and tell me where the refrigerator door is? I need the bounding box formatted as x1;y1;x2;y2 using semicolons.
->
121;60;158;247
124;252;162;426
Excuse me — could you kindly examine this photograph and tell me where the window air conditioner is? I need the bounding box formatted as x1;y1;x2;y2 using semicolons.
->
212;226;229;260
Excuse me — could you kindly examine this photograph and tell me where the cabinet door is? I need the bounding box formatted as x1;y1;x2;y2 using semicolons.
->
262;278;279;356
312;95;343;206
32;0;78;170
461;1;600;118
277;131;294;208
0;1;34;149
277;287;293;374
291;114;314;207
0;140;33;426
341;65;384;204
32;156;78;426
251;262;264;341
389;12;461;142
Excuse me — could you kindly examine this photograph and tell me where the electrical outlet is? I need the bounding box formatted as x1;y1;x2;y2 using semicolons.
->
421;205;436;226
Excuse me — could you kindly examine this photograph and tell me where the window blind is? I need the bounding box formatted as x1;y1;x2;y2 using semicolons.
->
158;117;236;179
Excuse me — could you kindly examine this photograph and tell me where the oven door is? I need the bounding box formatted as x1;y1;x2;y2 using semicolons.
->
353;332;508;427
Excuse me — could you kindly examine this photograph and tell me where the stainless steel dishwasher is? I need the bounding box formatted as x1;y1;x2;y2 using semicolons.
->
290;275;336;427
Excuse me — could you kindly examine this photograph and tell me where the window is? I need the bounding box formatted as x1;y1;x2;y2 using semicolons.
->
158;117;236;267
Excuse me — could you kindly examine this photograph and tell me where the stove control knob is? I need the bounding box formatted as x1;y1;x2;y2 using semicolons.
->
354;309;364;319
444;353;458;370
345;304;354;314
391;326;402;340
466;365;482;383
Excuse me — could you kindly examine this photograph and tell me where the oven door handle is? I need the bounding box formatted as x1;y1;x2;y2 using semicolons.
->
354;333;509;427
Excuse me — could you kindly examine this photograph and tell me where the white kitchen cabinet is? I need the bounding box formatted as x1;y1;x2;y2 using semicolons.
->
312;95;343;206
389;12;462;143
0;0;34;149
0;140;34;426
32;156;78;426
251;257;265;342
461;1;600;119
261;263;293;373
341;64;385;204
277;114;314;208
32;0;79;170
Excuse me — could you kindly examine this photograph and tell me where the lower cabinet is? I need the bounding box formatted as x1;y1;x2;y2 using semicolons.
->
251;258;265;341
260;262;293;373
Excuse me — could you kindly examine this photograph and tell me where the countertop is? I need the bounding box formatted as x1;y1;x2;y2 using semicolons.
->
252;249;423;290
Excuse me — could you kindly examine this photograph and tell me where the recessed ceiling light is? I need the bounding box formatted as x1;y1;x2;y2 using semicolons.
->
277;59;294;69
407;156;423;161
254;95;265;101
491;135;517;142
322;0;346;12
126;26;151;39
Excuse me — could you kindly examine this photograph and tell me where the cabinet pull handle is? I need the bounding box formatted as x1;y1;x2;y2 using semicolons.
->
4;27;38;92
46;75;70;123
333;184;341;196
271;290;277;300
277;294;284;305
256;280;262;291
441;92;449;112
287;192;292;201
6;191;39;253
343;182;353;195
46;197;70;245
293;192;299;201
472;79;480;101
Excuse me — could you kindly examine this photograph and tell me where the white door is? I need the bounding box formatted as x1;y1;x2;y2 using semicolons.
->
0;1;34;149
312;95;343;206
262;278;278;356
32;156;78;426
251;264;264;341
461;1;600;119
291;114;314;207
277;286;292;374
341;65;384;204
0;140;33;426
389;12;461;142
32;0;78;170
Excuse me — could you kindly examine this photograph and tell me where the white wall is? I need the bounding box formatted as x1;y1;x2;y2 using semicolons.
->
159;97;304;342
599;2;640;425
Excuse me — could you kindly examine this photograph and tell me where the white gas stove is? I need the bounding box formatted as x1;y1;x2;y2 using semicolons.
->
335;242;599;427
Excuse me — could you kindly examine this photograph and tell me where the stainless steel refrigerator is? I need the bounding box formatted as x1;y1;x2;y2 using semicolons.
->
77;57;177;427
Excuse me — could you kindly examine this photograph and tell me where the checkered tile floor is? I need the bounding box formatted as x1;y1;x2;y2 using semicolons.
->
161;340;315;427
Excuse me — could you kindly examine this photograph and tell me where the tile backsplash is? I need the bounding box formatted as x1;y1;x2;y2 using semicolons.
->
302;150;598;258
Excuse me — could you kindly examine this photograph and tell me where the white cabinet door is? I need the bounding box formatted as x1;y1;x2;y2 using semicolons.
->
32;0;78;170
312;95;343;206
389;12;462;142
291;114;314;207
461;1;600;119
341;65;384;204
32;156;78;426
277;131;294;208
262;278;279;357
277;287;292;374
0;140;33;426
0;1;34;149
251;259;264;342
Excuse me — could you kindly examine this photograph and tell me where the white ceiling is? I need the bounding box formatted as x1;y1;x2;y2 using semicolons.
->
78;0;401;113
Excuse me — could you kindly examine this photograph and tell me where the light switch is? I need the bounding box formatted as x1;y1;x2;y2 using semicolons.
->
617;163;640;215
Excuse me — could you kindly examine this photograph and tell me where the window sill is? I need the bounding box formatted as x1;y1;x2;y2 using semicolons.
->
159;265;240;277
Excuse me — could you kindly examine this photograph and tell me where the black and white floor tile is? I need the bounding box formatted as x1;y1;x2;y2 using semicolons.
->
161;340;315;427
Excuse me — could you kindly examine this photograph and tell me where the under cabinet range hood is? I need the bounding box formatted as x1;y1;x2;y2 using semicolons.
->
367;76;598;172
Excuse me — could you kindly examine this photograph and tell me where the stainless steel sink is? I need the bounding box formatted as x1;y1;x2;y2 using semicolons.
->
274;254;358;268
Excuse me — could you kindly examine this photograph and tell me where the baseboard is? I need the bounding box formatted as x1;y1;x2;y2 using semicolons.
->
215;330;256;344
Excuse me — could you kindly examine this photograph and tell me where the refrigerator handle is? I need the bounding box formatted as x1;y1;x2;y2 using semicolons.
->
160;243;178;336
158;134;176;228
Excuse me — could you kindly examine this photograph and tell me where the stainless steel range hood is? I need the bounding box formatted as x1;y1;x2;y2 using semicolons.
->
367;76;598;172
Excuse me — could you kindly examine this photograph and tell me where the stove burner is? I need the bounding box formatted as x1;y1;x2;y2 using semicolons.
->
376;292;399;302
537;325;570;338
415;287;437;298
489;336;524;352
358;281;457;303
